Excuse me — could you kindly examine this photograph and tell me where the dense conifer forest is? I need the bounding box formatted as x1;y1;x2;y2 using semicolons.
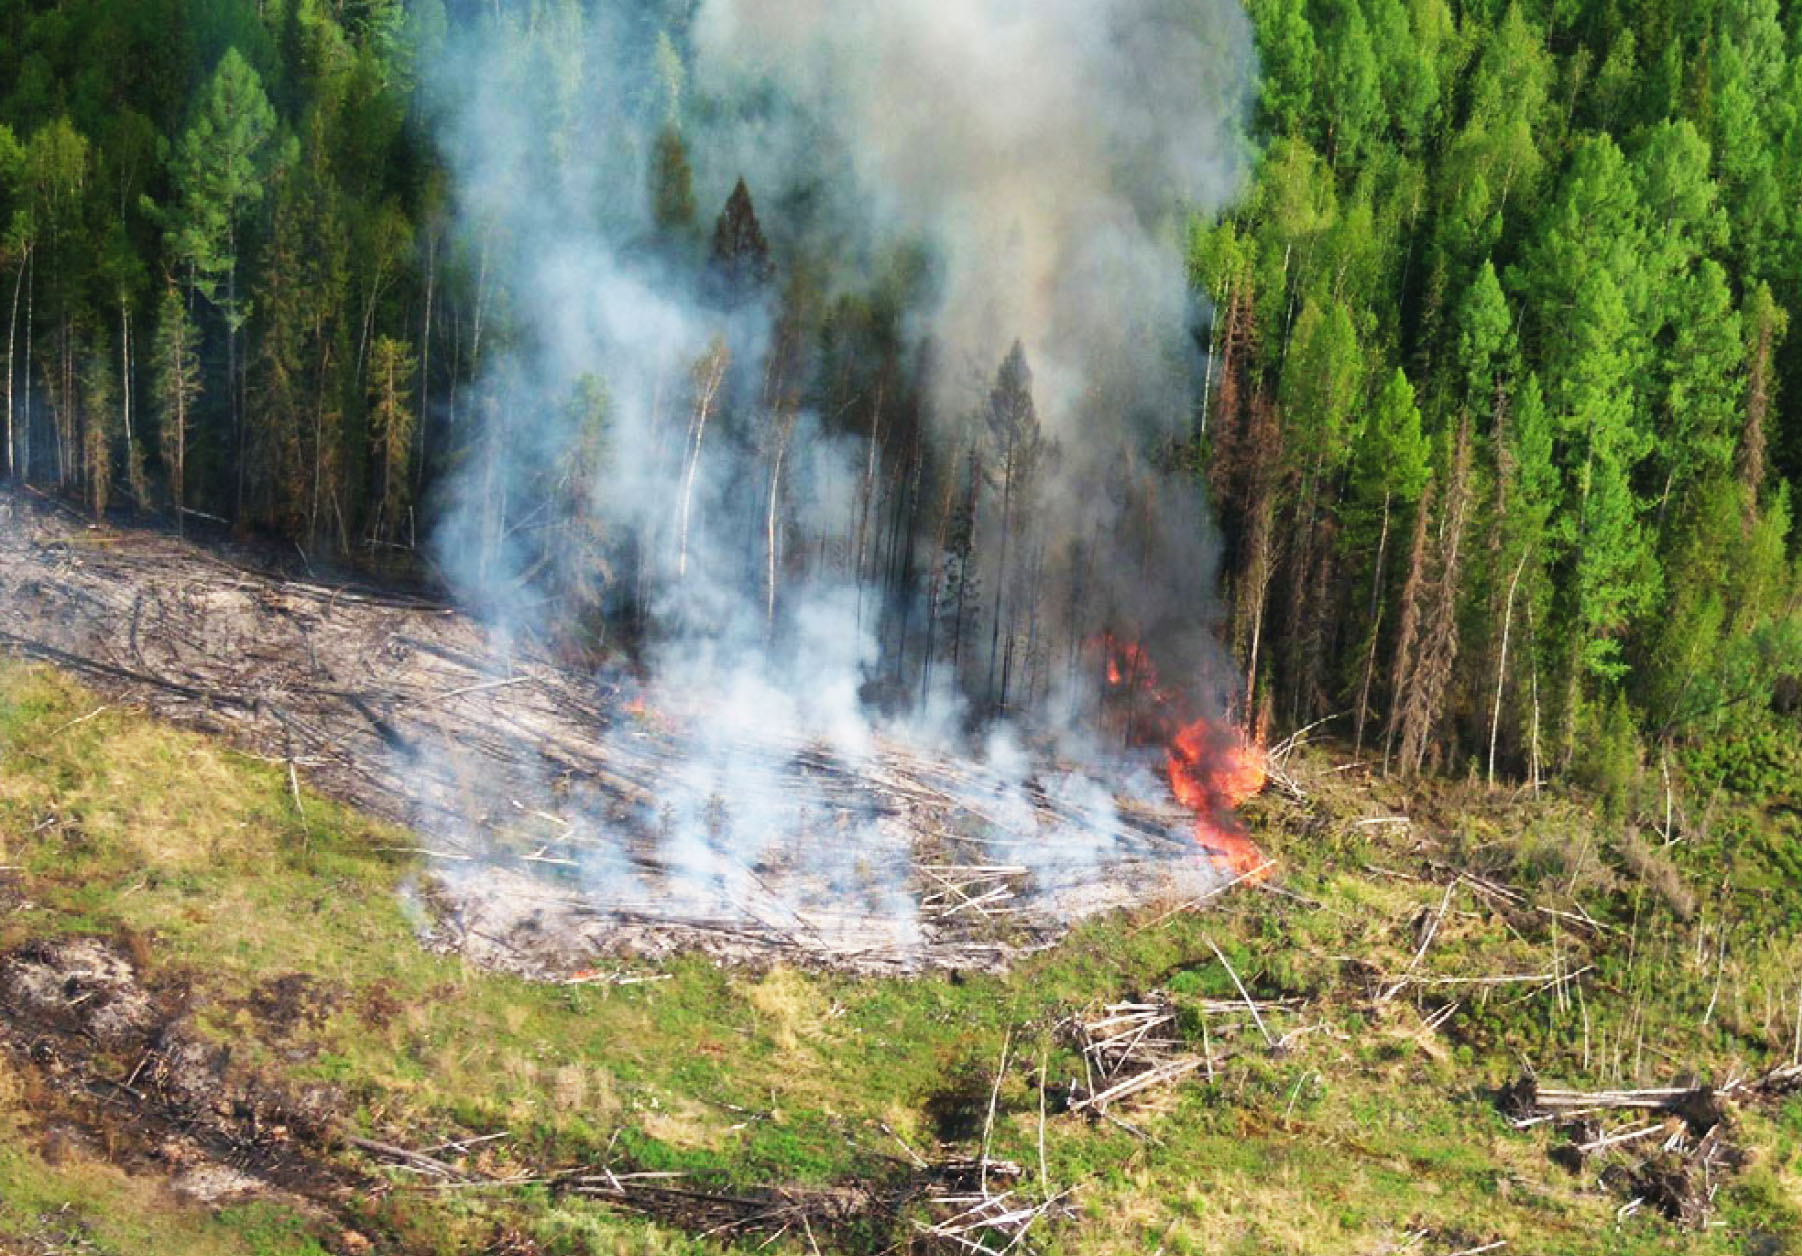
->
3;0;1802;793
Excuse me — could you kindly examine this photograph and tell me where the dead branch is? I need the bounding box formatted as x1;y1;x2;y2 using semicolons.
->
1206;937;1273;1047
344;1133;483;1181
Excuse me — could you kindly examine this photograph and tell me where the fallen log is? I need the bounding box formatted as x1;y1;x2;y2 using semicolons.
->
344;1133;482;1181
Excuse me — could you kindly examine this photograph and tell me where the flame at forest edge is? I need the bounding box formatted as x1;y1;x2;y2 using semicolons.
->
1102;637;1269;879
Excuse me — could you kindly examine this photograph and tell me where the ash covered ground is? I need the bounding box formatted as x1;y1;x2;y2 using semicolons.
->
0;492;1229;975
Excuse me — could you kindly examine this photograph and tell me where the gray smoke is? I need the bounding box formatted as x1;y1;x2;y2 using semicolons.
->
690;0;1252;432
421;0;1257;957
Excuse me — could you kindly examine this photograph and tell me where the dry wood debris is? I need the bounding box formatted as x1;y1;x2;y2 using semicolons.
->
0;491;1233;976
1064;996;1204;1115
914;1182;1072;1256
350;1125;1070;1255
1497;1067;1802;1228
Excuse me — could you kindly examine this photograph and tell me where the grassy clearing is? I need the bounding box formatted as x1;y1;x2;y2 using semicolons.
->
2;658;1801;1253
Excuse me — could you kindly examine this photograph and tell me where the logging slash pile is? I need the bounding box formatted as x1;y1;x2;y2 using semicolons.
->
1501;1065;1802;1227
0;492;1225;975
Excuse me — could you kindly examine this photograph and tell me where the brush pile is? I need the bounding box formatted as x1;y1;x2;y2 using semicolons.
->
914;1182;1071;1255
1500;1066;1802;1227
1064;996;1204;1115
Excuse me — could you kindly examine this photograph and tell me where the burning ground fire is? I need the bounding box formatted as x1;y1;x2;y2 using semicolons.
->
0;498;1267;975
1103;637;1269;879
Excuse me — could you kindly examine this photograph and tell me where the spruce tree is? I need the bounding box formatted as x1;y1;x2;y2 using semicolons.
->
707;177;775;305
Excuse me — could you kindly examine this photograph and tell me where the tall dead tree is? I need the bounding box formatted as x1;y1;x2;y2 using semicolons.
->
152;282;201;536
79;336;115;519
676;337;729;580
760;269;814;636
983;341;1046;713
1396;417;1474;777
367;334;418;546
1383;478;1434;776
942;442;983;681
1203;276;1281;721
1738;284;1787;530
4;241;30;481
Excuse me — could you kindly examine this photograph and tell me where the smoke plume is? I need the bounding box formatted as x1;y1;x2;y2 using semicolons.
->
420;0;1258;960
691;0;1251;423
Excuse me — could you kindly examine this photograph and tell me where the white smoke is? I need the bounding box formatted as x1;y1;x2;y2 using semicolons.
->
419;0;1258;960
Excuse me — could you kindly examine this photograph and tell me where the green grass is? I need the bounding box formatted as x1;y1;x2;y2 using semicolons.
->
3;658;1802;1253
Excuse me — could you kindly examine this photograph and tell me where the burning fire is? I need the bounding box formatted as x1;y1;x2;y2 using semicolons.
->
1165;719;1269;878
1100;636;1269;879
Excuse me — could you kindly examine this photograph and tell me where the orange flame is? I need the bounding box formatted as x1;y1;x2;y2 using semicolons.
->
624;695;677;736
1166;719;1268;878
1099;636;1270;879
